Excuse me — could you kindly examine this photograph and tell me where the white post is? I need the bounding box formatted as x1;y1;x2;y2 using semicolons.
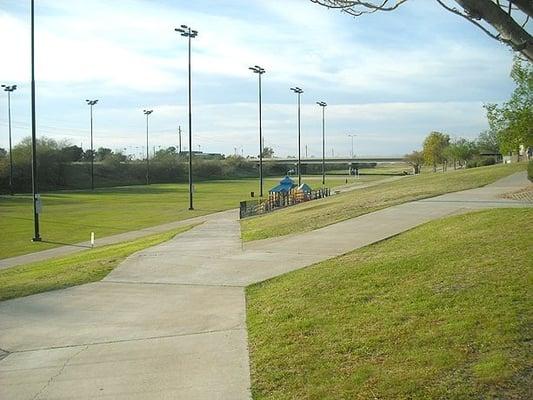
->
91;232;95;248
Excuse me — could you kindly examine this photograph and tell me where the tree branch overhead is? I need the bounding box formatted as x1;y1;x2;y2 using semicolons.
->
311;0;533;61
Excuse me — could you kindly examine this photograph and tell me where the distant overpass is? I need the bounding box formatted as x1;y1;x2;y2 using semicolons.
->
246;156;406;164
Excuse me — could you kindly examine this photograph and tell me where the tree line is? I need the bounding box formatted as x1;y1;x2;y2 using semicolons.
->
0;138;342;193
405;58;532;174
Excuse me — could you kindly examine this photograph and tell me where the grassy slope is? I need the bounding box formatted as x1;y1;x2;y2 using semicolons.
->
0;176;369;259
0;224;194;301
241;163;526;241
247;208;533;399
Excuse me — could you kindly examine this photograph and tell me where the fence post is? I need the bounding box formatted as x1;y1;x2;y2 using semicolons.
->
239;201;246;219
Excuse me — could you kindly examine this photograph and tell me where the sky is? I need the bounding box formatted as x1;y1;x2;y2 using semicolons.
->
0;0;519;158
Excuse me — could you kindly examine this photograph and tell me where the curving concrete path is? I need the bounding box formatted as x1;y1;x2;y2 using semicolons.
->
0;174;404;271
0;172;531;399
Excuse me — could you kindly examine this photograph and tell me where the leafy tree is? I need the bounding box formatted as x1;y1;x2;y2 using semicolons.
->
445;138;477;168
423;131;450;172
153;147;178;162
405;150;424;174
102;151;127;166
311;0;533;62
0;148;6;159
61;145;83;162
477;130;500;153
485;58;532;159
82;149;95;162
96;147;113;161
260;146;275;158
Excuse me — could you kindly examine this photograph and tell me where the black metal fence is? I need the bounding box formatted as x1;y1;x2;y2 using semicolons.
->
239;188;331;219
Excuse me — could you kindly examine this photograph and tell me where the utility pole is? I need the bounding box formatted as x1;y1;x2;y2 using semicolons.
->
178;125;182;154
348;134;357;159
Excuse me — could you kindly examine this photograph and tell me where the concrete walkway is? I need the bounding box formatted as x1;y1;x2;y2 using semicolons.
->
0;172;531;399
0;210;230;271
0;175;404;271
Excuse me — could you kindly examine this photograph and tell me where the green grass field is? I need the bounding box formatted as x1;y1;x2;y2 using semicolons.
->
241;163;526;241
0;224;194;301
247;208;533;399
329;162;411;176
0;175;373;259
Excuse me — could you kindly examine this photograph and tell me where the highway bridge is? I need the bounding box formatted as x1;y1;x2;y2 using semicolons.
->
246;156;405;164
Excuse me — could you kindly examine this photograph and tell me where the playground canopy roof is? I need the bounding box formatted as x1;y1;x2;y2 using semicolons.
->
269;176;297;193
297;183;312;193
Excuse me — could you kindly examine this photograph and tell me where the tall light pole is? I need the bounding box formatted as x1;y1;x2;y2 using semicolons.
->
316;101;327;186
348;134;357;159
143;109;153;185
290;86;303;186
85;99;98;190
249;65;265;197
30;0;41;241
175;24;198;211
2;84;17;195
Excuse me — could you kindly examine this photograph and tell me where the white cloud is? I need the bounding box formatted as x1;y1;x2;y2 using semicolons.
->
0;0;515;156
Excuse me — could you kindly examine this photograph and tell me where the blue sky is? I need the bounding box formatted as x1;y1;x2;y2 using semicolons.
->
0;0;517;157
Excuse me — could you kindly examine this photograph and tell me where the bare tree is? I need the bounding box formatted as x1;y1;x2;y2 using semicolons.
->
311;1;533;62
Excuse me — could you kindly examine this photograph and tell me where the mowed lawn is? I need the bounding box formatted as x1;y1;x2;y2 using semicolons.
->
0;224;195;301
0;175;366;259
241;163;526;241
247;208;533;399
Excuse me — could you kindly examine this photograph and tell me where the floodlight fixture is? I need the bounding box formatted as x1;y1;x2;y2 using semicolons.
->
143;109;154;185
316;101;328;185
2;84;17;195
86;99;99;190
175;24;199;210
249;65;266;196
290;86;304;185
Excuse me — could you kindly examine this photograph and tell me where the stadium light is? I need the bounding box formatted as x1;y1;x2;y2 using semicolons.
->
290;87;304;186
249;65;266;197
316;101;327;185
143;109;153;185
85;99;99;190
1;84;17;195
174;24;198;210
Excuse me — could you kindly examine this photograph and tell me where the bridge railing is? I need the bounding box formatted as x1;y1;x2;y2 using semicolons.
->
239;188;331;219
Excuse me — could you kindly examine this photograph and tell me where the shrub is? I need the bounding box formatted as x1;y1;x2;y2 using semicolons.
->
480;157;496;166
528;160;533;182
466;160;479;169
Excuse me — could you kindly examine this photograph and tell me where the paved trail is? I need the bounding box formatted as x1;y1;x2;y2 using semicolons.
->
0;172;531;399
0;174;403;271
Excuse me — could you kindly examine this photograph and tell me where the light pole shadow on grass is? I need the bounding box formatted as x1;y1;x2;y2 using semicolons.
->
40;240;93;249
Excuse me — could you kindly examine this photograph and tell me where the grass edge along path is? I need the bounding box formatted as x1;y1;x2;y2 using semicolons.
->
246;208;533;399
0;176;360;260
0;224;196;302
240;163;526;242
